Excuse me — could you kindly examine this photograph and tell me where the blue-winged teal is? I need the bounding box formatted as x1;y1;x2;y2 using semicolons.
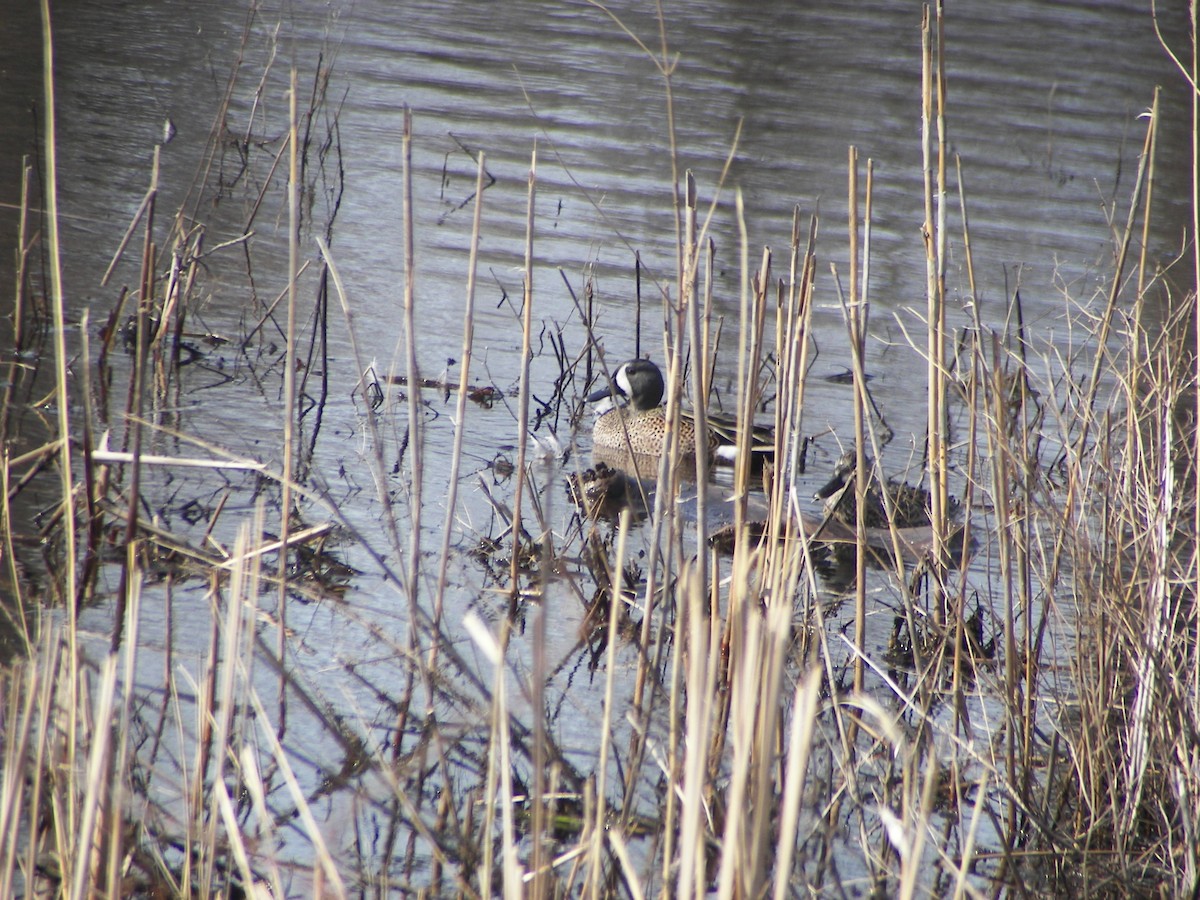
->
587;359;715;458
814;450;958;529
587;359;776;466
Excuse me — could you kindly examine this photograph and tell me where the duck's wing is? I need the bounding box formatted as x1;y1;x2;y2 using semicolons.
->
699;410;777;460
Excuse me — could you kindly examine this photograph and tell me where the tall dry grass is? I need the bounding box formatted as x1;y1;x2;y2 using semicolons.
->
1;2;1198;898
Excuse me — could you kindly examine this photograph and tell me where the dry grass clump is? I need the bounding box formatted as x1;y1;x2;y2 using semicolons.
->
1;3;1198;898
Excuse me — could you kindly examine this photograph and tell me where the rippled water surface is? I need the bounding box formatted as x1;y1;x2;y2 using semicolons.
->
4;1;1189;433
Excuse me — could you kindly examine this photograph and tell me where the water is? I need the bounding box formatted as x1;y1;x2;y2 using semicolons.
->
0;0;1192;891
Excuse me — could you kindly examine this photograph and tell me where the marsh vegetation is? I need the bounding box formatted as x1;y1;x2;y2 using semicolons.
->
1;3;1198;897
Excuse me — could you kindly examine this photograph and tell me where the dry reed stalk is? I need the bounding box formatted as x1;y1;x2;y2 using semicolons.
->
730;194;758;515
614;172;710;851
312;233;484;897
586;509;632;899
770;669;821;900
713;607;762;898
700;238;715;403
12;158;33;351
99;177;158;291
920;2;953;595
248;683;350;897
186;598;220;892
212;776;261;895
684;173;710;558
776;208;819;588
492;143;549;890
699;196;764;812
949;155;983;722
0;464;29;646
208;523;287;898
468;611;521;898
530;451;551;886
507;145;537;604
0;639;41;897
276;66;300;695
316;237;409;570
607;359;688;857
658;550;688;892
387;111;425;821
658;308;691;816
239;258;315;349
200;511;262;890
173;518;355;895
86;448;266;472
151;228;185;356
429;150;487;668
65;656;115;900
979;332;1021;873
102;544;142;896
1192;5;1200;647
471;141;539;900
845;146;869;699
77;312;105;607
399;105;424;647
110;144;158;652
34;20;86;874
724;565;796;897
894;726;940;900
0;158;31;474
933;6;951;575
29;634;61;887
1080;110;1155;435
38;0;77;640
674;562;720;900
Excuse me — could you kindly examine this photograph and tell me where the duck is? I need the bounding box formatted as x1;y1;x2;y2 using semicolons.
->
813;450;958;529
586;358;776;465
586;359;714;458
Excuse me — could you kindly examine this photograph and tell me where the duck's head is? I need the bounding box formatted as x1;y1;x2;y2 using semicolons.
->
813;449;873;500
587;359;665;412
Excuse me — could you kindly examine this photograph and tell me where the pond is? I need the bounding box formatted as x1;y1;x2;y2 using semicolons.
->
0;0;1196;896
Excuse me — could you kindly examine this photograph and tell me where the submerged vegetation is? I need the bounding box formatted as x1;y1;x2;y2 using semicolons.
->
2;3;1199;898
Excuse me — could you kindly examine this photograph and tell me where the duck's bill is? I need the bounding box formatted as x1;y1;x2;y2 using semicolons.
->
586;384;616;403
813;471;848;500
